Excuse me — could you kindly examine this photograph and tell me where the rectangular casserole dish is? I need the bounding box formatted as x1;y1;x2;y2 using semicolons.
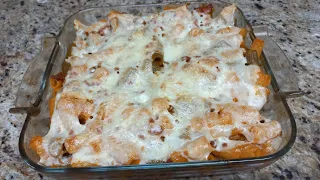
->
10;1;305;178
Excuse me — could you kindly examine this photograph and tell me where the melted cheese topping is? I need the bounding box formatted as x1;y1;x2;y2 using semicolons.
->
39;5;281;166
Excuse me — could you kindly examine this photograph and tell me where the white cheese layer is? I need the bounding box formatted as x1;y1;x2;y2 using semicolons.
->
39;5;281;166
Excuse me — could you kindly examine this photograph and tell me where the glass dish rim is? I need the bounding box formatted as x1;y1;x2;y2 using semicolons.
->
18;1;297;173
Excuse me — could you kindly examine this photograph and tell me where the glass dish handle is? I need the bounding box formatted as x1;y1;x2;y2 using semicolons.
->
251;25;305;98
10;35;59;114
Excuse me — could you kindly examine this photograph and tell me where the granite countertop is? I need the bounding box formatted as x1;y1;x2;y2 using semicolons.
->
0;0;319;179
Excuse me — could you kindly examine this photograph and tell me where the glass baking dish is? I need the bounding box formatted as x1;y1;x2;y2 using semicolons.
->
10;1;305;178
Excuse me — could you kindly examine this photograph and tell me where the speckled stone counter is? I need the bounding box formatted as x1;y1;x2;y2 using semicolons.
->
0;0;319;179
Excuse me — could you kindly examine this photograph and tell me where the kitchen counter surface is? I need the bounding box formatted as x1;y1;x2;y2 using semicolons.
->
0;0;319;179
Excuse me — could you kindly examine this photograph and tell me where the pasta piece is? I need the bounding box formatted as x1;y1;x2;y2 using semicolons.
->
109;17;119;33
211;143;273;159
137;107;151;118
87;33;104;47
229;128;247;141
168;152;188;162
85;20;110;34
205;111;232;127
49;78;63;91
175;95;206;117
164;4;184;11
50;72;65;91
56;94;94;122
64;133;92;154
216;104;260;125
92;67;110;80
219;5;236;25
182;136;213;160
30;136;44;156
182;64;216;81
108;10;137;33
163;4;188;11
74;20;86;31
250;38;264;58
107;10;122;33
194;4;214;16
107;137;140;165
90;138;102;153
152;98;169;113
121;106;136;120
220;49;244;62
107;10;123;20
69;65;88;77
62;61;72;74
48;138;64;157
256;72;271;87
197;57;219;67
152;52;164;73
148;118;163;135
207;154;216;161
239;28;247;39
188;28;205;37
96;97;123;121
86;118;103;134
71;161;99;167
171;24;185;37
216;27;241;36
239;28;247;48
117;67;139;88
49;97;56;118
225;71;240;82
216;27;232;34
160;116;173;129
190;117;204;131
49;73;66;118
248;121;281;144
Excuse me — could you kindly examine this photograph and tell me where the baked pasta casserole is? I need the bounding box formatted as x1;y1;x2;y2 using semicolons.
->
30;4;282;167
